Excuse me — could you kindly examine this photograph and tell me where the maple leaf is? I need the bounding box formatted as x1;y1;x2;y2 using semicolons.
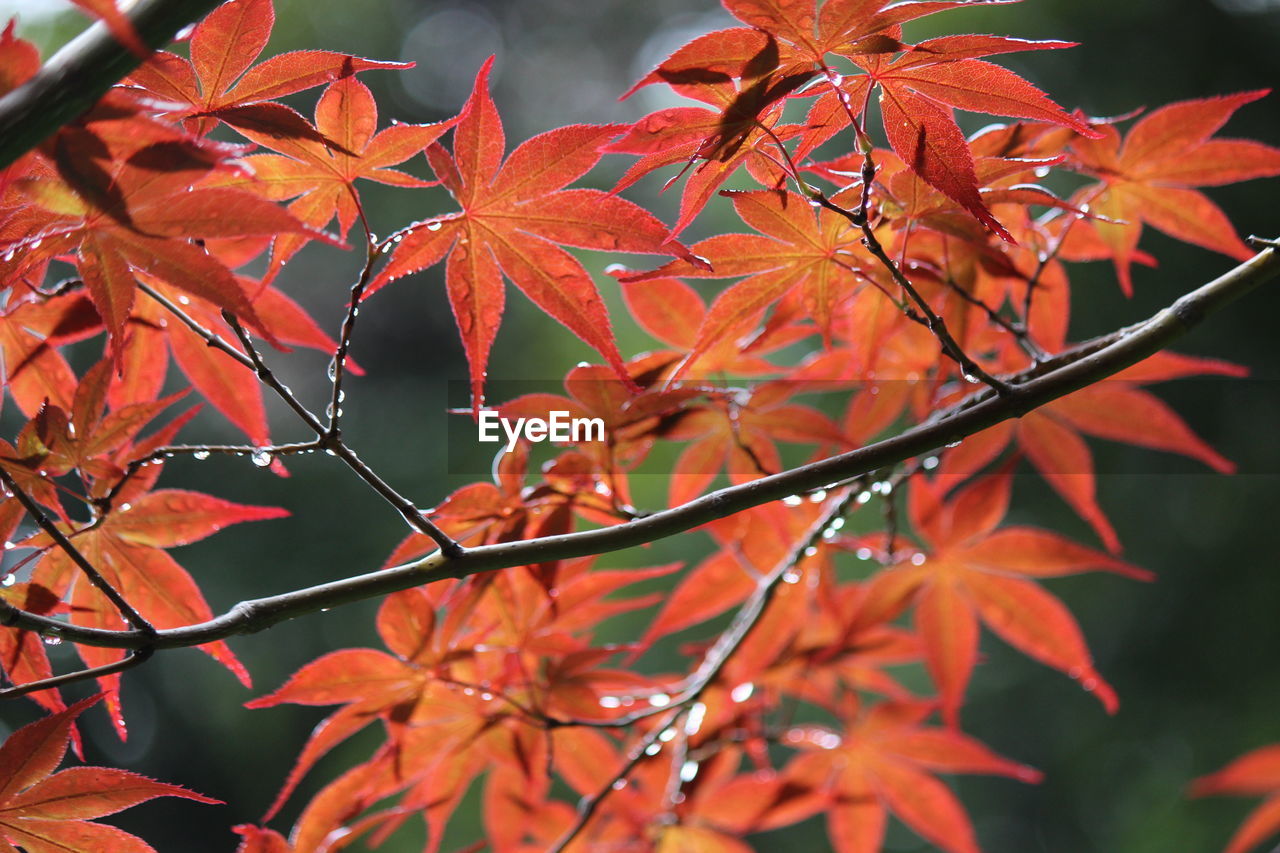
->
216;75;456;281
623;187;869;375
27;486;288;737
1069;90;1280;294
939;351;1245;552
1192;744;1280;853
0;694;219;852
859;471;1151;724
849;41;1096;240
126;0;409;141
787;700;1041;853
2;136;327;363
69;0;146;56
370;57;684;409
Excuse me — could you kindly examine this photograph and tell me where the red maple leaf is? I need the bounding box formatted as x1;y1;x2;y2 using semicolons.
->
0;694;218;852
1068;90;1280;294
858;471;1151;724
126;0;408;142
1192;744;1280;853
370;57;685;409
26;479;288;736
216;75;456;281
786;700;1041;853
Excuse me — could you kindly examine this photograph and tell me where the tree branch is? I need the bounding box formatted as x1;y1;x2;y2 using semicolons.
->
0;0;225;169
0;245;1275;663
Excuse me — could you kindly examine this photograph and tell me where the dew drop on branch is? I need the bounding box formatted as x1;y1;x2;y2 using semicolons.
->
251;449;273;467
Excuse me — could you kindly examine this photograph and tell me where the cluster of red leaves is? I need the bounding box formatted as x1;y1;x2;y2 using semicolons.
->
1;0;1279;852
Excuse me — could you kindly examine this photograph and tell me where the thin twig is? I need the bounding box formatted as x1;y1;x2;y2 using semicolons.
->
546;489;857;852
0;466;156;636
97;440;324;513
0;648;154;700
327;227;381;438
138;283;255;371
223;313;462;557
223;312;329;434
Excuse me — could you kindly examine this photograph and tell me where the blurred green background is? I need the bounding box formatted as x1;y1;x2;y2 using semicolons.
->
2;0;1280;850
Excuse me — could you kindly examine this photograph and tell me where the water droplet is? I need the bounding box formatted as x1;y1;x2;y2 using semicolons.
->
963;373;980;384
598;695;622;709
425;220;444;232
911;552;927;566
177;294;191;305
1034;166;1051;178
731;682;754;703
803;546;818;557
856;491;872;504
658;727;677;742
1;573;16;587
782;495;802;507
684;702;707;735
29;238;41;250
830;518;845;531
3;541;14;551
783;568;802;583
326;404;343;419
647;693;671;707
604;263;628;274
611;779;628;790
1081;677;1098;692
119;502;132;512
645;742;662;756
922;456;939;470
251;449;273;467
822;528;837;540
679;760;700;782
856;547;873;561
43;633;62;646
945;439;963;449
193;450;210;461
327;359;339;380
480;692;494;701
2;250;14;262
